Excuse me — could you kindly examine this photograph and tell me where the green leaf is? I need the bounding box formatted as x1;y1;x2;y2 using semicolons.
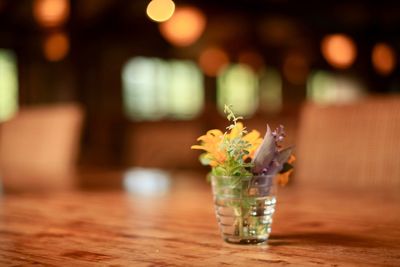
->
212;166;227;176
199;154;211;166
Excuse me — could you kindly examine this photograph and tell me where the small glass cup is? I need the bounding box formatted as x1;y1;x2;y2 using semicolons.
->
211;174;277;245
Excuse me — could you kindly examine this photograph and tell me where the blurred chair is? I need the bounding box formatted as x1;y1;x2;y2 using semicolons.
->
295;96;400;189
0;103;84;192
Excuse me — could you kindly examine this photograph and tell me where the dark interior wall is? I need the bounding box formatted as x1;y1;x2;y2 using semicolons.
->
1;0;400;168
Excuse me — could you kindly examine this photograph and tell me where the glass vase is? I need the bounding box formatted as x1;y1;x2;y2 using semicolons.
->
211;174;277;245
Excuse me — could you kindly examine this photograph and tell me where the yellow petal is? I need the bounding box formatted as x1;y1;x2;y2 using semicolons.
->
288;154;296;164
207;129;223;137
191;145;206;150
243;130;261;143
197;135;208;141
277;169;293;186
197;130;223;142
229;122;244;139
210;160;218;167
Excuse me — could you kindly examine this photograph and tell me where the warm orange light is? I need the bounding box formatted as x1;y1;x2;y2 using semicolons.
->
372;43;397;76
283;52;309;85
238;51;264;72
198;47;229;77
159;6;206;47
43;32;69;61
321;34;357;69
33;0;70;28
146;0;175;22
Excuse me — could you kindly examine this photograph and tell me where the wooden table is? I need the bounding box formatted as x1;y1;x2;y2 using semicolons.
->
1;172;400;266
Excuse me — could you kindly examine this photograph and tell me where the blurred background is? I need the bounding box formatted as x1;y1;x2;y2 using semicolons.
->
0;0;399;192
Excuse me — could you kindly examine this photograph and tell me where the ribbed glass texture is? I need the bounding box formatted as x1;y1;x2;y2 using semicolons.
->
211;175;277;245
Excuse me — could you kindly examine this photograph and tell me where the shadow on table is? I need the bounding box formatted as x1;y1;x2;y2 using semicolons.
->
269;232;379;248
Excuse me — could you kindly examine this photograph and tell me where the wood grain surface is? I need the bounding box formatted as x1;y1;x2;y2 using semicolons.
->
0;173;399;266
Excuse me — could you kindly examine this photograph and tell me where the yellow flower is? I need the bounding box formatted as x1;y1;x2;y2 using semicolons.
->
191;123;263;167
277;169;292;186
227;122;244;139
277;154;296;185
191;129;226;167
288;154;296;164
227;122;263;160
243;129;263;159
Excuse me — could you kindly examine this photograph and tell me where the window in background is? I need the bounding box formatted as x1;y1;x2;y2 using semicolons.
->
0;49;18;122
307;70;365;104
217;64;259;117
122;57;203;120
168;60;203;119
259;68;282;114
123;57;168;120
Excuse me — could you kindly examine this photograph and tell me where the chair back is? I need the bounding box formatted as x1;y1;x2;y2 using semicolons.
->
296;97;400;189
0;103;84;191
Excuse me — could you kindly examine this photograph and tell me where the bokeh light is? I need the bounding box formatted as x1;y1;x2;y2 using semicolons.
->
124;168;170;196
0;49;18;122
33;0;70;28
146;0;175;22
122;57;204;120
283;52;309;85
321;34;357;69
307;70;364;104
372;42;397;76
159;6;206;47
198;47;229;77
217;64;258;117
259;68;282;114
43;32;69;62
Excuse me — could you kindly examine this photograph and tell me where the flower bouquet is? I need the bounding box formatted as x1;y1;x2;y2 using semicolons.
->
191;105;294;244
